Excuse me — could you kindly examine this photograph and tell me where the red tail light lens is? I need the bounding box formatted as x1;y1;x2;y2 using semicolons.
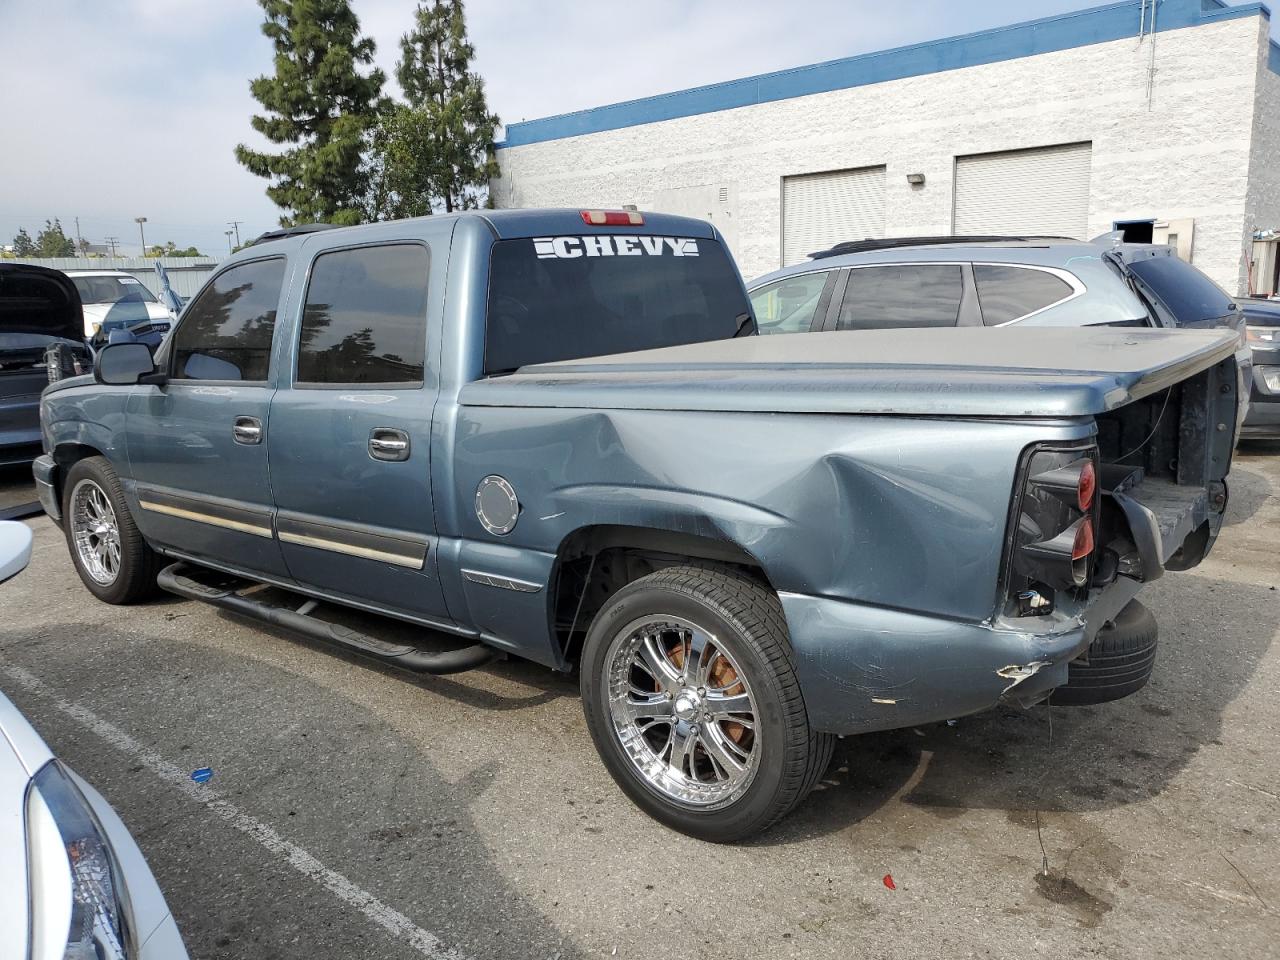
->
581;210;644;226
1072;519;1095;561
1077;460;1096;512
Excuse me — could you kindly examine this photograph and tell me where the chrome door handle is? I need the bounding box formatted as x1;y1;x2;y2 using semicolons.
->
369;428;410;462
233;416;263;445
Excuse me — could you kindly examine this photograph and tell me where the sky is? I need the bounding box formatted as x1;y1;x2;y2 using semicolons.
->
0;0;1266;257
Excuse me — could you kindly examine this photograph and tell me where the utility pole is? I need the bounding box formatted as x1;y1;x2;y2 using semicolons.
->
134;216;148;256
227;220;243;247
74;217;84;255
104;236;120;257
225;229;235;254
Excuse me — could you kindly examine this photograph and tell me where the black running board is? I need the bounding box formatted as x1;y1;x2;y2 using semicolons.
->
157;562;498;675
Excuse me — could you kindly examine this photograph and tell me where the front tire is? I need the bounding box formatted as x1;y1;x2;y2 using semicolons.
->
580;565;833;842
62;456;161;604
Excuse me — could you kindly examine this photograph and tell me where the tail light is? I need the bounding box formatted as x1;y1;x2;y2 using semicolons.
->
1005;445;1100;614
581;209;644;226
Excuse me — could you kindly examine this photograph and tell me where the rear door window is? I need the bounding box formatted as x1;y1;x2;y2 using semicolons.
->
836;264;963;330
974;265;1075;324
296;244;430;386
483;235;749;374
1125;256;1235;327
171;258;285;382
749;272;833;335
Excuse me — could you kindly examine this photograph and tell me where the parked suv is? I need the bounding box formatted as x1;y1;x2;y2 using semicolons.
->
748;236;1251;431
1239;297;1280;438
36;211;1240;841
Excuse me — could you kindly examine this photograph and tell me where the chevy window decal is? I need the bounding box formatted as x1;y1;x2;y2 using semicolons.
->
532;236;700;259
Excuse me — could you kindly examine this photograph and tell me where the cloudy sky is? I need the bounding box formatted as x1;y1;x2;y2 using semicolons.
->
0;0;1264;256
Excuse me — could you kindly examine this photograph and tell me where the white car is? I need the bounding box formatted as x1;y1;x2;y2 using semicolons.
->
0;522;188;960
63;271;175;340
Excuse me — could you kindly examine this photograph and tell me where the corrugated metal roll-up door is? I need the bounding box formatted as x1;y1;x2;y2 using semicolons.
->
953;142;1092;238
782;166;886;265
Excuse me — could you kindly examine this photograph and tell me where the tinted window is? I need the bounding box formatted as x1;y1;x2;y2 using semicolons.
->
750;272;832;335
837;265;962;330
297;244;429;385
172;258;284;381
974;265;1074;325
1126;257;1235;326
484;236;750;374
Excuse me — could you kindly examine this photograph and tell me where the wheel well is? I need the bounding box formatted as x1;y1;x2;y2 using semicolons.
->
51;443;103;498
549;525;773;665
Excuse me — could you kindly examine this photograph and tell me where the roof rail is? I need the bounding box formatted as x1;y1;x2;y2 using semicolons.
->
808;235;1078;259
246;223;343;246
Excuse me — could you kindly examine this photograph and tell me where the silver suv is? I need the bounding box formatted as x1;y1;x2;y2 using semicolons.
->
747;235;1251;429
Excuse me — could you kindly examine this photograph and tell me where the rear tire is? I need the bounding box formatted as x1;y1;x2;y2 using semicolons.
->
62;456;162;604
1052;600;1158;706
580;565;833;842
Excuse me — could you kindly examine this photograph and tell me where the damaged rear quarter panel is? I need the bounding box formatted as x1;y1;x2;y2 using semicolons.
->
451;404;1094;624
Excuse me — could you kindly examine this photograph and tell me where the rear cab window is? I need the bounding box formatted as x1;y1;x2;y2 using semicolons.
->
837;264;962;330
296;243;430;386
483;234;750;374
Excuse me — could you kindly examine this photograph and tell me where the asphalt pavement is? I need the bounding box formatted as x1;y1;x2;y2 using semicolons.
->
1;446;1277;960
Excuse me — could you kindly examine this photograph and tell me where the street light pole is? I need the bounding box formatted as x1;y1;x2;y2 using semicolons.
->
225;230;235;254
134;217;148;256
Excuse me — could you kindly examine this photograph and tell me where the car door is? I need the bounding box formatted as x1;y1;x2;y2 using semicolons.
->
266;238;454;627
125;256;290;579
828;263;972;331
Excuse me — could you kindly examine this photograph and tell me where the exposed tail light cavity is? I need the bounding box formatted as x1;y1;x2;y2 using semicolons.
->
1005;445;1101;614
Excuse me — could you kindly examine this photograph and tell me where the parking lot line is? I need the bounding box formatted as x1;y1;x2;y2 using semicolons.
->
3;663;466;960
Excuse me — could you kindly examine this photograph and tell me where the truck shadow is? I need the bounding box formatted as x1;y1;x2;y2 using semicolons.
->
759;574;1277;846
1221;454;1274;526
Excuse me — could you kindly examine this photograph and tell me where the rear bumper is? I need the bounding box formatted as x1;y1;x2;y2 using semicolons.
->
781;576;1142;736
1242;364;1280;437
33;454;59;521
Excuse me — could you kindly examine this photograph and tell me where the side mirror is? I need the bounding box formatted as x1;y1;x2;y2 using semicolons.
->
95;342;158;386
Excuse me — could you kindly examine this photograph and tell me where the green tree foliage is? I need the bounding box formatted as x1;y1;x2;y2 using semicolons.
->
11;228;36;256
35;219;76;257
372;0;499;218
146;241;204;258
235;0;388;227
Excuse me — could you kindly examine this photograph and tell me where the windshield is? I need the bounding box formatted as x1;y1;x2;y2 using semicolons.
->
71;275;157;305
483;235;750;374
1123;256;1235;327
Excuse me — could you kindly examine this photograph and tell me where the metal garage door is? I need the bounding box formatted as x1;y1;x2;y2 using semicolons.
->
953;142;1092;238
782;166;885;265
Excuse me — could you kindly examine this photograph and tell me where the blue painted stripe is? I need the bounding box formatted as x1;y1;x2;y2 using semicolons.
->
499;0;1271;149
1271;38;1280;73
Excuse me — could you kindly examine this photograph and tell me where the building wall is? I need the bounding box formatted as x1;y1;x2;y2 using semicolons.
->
3;257;219;299
1245;32;1280;294
494;15;1266;292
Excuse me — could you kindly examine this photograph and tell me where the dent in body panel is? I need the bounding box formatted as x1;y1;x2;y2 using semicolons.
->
452;404;1093;622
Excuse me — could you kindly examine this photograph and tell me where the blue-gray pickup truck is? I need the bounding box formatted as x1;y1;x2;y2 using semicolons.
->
35;210;1239;841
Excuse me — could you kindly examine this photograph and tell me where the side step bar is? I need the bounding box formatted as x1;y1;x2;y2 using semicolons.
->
157;562;497;675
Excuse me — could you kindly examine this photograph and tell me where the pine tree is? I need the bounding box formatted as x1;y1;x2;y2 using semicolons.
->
390;0;499;214
35;220;75;258
235;0;387;226
11;228;36;256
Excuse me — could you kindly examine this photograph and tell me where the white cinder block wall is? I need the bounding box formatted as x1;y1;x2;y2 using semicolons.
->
494;11;1277;294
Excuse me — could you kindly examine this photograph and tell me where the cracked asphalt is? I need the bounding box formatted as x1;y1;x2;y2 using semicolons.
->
1;444;1277;960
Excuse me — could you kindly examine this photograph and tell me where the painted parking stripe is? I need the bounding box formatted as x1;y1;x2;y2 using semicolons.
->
3;664;465;960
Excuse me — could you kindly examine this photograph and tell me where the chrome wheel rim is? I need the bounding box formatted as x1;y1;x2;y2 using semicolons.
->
605;615;760;808
70;479;121;585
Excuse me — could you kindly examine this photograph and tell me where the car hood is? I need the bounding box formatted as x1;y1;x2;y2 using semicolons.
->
81;300;172;333
0;263;84;343
460;327;1241;418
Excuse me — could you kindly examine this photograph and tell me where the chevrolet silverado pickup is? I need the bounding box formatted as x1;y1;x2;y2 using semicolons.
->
35;210;1239;841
